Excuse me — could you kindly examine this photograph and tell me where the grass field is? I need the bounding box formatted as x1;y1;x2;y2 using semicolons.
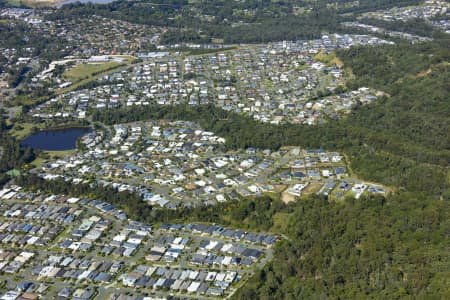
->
7;0;57;7
27;145;77;167
63;61;124;82
10;123;44;140
45;149;76;158
57;56;136;94
30;157;44;167
271;212;290;233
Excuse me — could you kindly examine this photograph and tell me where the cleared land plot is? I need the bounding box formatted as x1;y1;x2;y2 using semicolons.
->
7;0;56;7
63;61;124;82
58;56;137;94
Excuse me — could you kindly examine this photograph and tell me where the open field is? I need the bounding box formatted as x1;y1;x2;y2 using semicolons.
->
57;56;137;94
63;61;124;83
271;212;290;233
45;149;76;158
29;157;44;167
7;0;57;7
10;122;44;140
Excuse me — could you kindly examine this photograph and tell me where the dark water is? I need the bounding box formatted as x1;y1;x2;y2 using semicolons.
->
21;128;91;151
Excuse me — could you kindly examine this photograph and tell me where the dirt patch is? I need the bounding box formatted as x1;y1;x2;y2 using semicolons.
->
281;191;296;203
415;68;432;78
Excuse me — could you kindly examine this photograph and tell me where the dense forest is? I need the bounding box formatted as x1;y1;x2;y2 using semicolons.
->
337;41;450;165
234;192;450;299
0;117;35;185
0;21;69;64
338;0;422;13
234;35;449;300
359;18;445;38
43;0;426;44
47;1;338;43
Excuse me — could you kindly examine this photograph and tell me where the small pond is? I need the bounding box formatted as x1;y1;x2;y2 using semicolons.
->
21;127;91;151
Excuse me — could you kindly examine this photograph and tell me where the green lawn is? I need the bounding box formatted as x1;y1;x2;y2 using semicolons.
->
6;169;21;177
63;61;124;83
10;122;43;140
271;212;290;233
30;157;44;167
7;0;57;8
57;56;137;94
45;149;76;158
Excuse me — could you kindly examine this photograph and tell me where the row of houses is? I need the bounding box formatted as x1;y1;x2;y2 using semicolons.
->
361;1;449;22
31;34;387;125
122;266;238;297
0;186;275;299
30;121;360;208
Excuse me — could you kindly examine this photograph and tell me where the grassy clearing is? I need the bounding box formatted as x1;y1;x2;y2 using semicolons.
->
7;0;57;8
30;157;44;167
7;0;24;6
272;184;287;193
10;122;44;140
63;61;123;82
301;182;323;195
271;212;290;233
6;169;21;176
328;188;346;203
57;56;137;94
45;149;76;158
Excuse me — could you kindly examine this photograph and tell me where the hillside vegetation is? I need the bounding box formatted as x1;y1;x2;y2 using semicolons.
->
234;38;450;299
90;39;450;298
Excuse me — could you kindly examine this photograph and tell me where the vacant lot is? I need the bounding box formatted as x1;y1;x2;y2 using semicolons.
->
58;56;136;94
7;0;57;8
63;61;123;82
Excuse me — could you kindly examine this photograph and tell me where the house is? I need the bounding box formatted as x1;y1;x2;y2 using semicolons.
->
187;281;201;293
122;272;141;287
58;287;73;298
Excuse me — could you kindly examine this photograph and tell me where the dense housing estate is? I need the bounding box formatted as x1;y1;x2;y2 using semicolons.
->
0;0;448;299
0;185;276;299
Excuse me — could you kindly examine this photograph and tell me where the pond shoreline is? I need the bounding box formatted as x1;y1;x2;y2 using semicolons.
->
21;126;92;151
